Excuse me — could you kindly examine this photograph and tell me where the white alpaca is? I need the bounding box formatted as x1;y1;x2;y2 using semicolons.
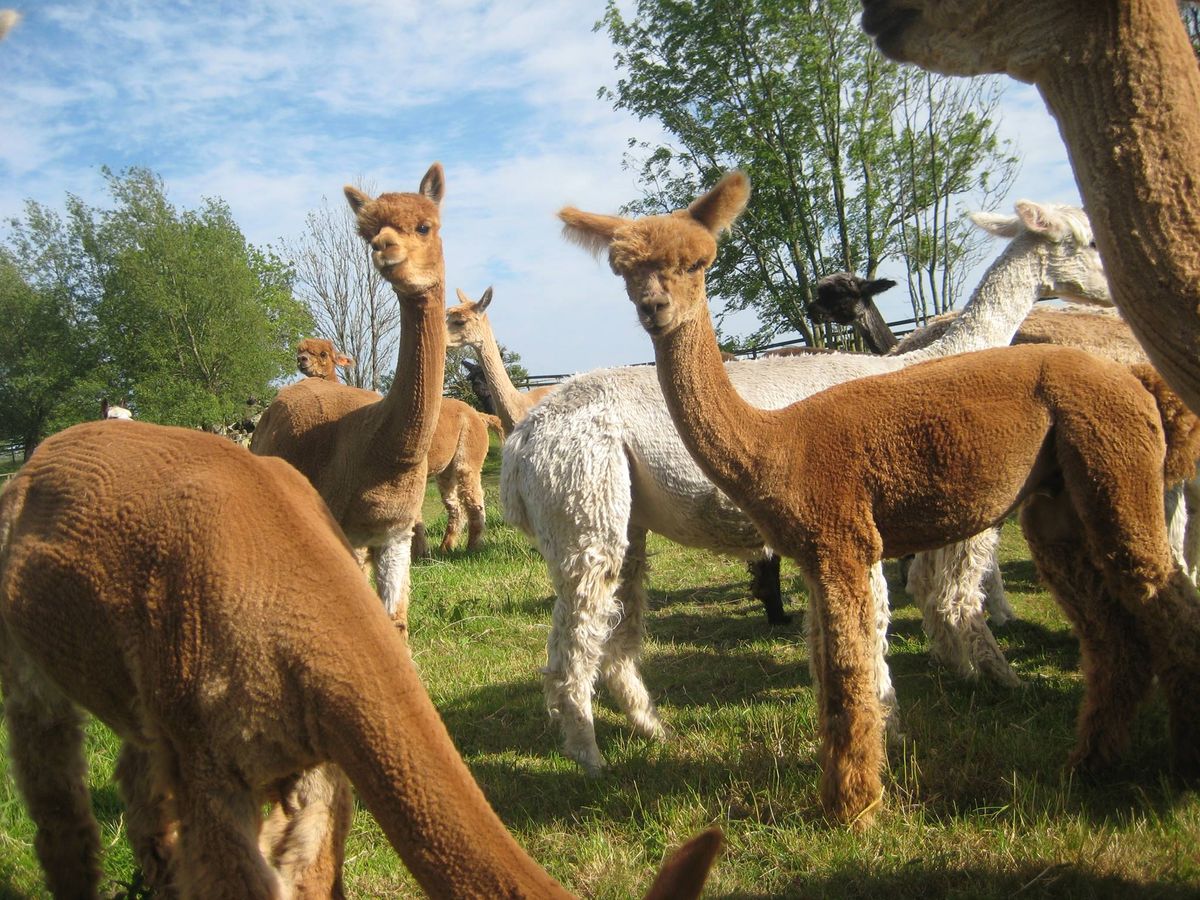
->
501;200;1111;773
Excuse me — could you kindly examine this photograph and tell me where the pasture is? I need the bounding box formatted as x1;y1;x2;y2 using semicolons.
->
0;442;1196;898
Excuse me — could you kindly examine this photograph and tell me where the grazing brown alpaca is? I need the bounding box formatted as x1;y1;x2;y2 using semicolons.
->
859;0;1200;413
0;421;721;899
446;286;558;432
294;336;495;556
559;172;1200;828
251;164;448;628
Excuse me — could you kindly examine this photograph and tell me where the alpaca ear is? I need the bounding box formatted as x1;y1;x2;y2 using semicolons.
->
968;209;1022;238
455;287;472;304
336;354;355;368
344;185;372;215
419;163;446;206
559;207;625;258
688;171;750;236
1014;199;1067;240
478;286;494;311
462;358;480;373
863;277;896;297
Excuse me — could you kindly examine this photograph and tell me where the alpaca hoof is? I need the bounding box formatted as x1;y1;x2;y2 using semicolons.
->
767;612;793;626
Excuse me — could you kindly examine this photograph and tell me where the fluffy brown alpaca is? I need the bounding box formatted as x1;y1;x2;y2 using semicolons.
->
446;286;558;432
860;0;1200;414
251;164;448;628
0;421;721;899
293;336;495;556
559;172;1200;827
0;9;19;40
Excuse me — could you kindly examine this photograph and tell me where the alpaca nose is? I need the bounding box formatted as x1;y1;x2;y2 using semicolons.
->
638;295;670;321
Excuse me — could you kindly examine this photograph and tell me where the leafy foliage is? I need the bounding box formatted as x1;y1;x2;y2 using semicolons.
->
599;0;1017;345
1;168;312;447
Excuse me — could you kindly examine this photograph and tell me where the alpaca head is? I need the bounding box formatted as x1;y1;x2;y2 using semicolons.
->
559;172;750;338
344;163;445;298
969;200;1110;305
446;286;494;350
296;338;354;381
859;0;1079;81
810;273;897;326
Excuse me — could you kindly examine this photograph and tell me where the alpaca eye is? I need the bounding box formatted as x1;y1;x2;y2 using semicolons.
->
688;259;707;273
417;223;431;235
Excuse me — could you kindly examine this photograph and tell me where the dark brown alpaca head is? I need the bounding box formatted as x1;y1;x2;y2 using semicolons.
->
559;172;750;338
344;163;446;299
810;273;897;326
296;338;354;382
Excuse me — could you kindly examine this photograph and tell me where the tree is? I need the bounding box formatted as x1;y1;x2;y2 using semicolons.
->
599;0;1017;346
442;345;531;411
285;189;400;391
0;246;100;459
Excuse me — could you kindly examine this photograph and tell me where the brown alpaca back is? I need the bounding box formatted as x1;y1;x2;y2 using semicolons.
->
0;421;718;897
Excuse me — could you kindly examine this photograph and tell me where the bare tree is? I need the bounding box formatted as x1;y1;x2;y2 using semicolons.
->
286;184;399;390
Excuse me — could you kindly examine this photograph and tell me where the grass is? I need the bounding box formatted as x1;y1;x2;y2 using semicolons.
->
1;440;1198;898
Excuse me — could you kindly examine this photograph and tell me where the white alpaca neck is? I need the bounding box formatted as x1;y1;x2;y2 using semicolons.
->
902;238;1042;363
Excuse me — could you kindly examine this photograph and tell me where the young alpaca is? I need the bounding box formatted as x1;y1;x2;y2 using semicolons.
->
558;172;1200;827
446;286;558;433
860;0;1200;414
0;420;721;899
504;197;1110;775
294;335;493;556
251;164;448;628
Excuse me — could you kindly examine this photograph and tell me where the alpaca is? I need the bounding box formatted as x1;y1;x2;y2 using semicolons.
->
293;336;494;557
0;420;721;898
559;171;1200;827
462;358;497;414
100;398;133;420
502;197;1110;775
810;273;899;354
0;9;19;41
251;164;449;629
859;0;1200;414
445;286;558;433
296;337;354;381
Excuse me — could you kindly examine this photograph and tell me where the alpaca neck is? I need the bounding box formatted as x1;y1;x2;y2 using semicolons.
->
901;239;1040;363
472;323;530;432
856;302;898;354
1038;0;1200;411
652;311;777;494
315;617;570;898
376;282;447;463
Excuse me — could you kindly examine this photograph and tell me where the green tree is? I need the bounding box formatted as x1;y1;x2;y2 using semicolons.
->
600;0;1017;346
94;169;312;426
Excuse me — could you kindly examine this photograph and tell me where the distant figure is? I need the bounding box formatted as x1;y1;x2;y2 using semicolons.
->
101;399;133;421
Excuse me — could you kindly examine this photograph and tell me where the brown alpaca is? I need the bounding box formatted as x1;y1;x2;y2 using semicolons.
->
446;287;558;432
859;0;1200;413
293;336;494;556
251;164;448;629
0;421;721;898
559;172;1200;828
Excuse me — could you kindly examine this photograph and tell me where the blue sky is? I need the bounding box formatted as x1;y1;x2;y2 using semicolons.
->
0;1;1080;375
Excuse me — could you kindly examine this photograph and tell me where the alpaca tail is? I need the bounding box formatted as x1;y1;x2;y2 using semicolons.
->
478;412;505;440
1130;364;1200;485
642;828;723;900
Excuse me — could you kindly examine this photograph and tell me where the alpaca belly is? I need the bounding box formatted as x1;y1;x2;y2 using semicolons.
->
628;468;765;554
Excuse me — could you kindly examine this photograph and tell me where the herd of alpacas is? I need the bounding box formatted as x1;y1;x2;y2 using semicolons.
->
3;0;1200;896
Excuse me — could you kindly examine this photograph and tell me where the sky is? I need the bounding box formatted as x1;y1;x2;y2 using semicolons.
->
0;1;1081;377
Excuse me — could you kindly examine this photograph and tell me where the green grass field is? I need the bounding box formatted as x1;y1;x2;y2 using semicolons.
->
0;442;1197;898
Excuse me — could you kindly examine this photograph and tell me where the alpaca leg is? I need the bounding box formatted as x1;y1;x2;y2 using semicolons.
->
1020;494;1154;773
1165;481;1189;574
600;526;667;741
867;562;901;740
0;648;102;898
981;544;1016;626
411;520;431;560
171;756;282;899
116;742;180;896
542;540;624;774
372;532;414;631
1182;471;1200;583
436;468;463;553
806;558;885;829
748;551;790;624
459;466;486;552
260;763;353;900
909;531;1019;687
1141;569;1200;777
